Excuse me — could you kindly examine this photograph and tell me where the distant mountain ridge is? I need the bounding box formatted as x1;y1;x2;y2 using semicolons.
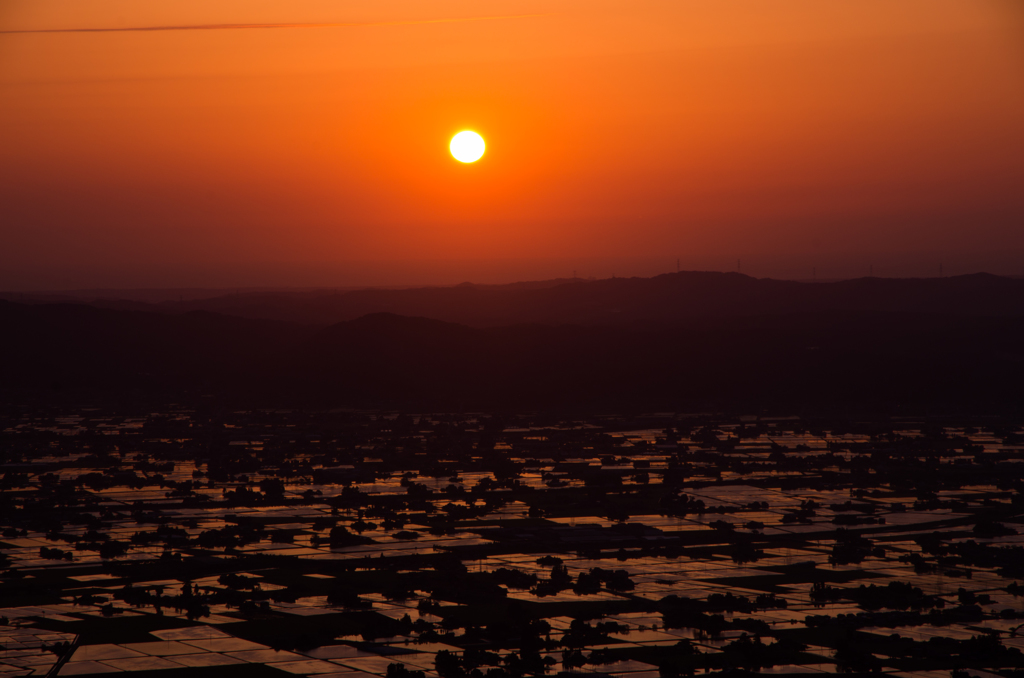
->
7;271;1024;327
2;296;1024;411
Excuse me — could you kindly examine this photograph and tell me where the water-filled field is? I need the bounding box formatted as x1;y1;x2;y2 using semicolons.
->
2;409;1023;677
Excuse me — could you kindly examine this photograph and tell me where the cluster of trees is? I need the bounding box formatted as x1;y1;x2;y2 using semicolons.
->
658;595;772;637
39;546;73;561
829;528;885;565
115;581;210;620
526;559;635;597
913;533;1024;579
811;581;936;611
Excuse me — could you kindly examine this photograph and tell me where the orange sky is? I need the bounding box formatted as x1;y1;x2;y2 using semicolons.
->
2;0;1023;289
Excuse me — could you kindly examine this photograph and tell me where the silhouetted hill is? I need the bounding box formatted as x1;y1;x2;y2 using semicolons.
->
3;299;1022;412
27;271;1024;328
0;300;306;392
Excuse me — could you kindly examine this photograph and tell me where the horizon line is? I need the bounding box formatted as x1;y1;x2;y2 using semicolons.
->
3;270;1022;298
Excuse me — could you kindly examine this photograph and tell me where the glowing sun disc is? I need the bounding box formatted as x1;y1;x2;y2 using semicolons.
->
450;131;485;163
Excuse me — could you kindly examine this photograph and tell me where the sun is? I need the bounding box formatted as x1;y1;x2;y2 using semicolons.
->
450;131;485;163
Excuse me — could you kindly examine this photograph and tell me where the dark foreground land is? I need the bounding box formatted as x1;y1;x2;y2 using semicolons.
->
2;407;1024;678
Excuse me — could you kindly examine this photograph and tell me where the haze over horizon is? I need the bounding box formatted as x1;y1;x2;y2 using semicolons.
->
3;0;1024;290
6;256;1024;294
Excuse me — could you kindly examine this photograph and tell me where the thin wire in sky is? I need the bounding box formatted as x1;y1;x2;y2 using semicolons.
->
0;15;545;35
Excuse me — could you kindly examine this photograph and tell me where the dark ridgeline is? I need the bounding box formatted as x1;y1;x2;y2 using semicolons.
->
20;270;1024;327
2;271;1024;411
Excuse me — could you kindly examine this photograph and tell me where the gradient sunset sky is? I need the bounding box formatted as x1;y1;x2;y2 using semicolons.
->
2;0;1023;289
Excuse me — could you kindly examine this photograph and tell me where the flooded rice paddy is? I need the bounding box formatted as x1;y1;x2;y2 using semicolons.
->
1;409;1023;676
